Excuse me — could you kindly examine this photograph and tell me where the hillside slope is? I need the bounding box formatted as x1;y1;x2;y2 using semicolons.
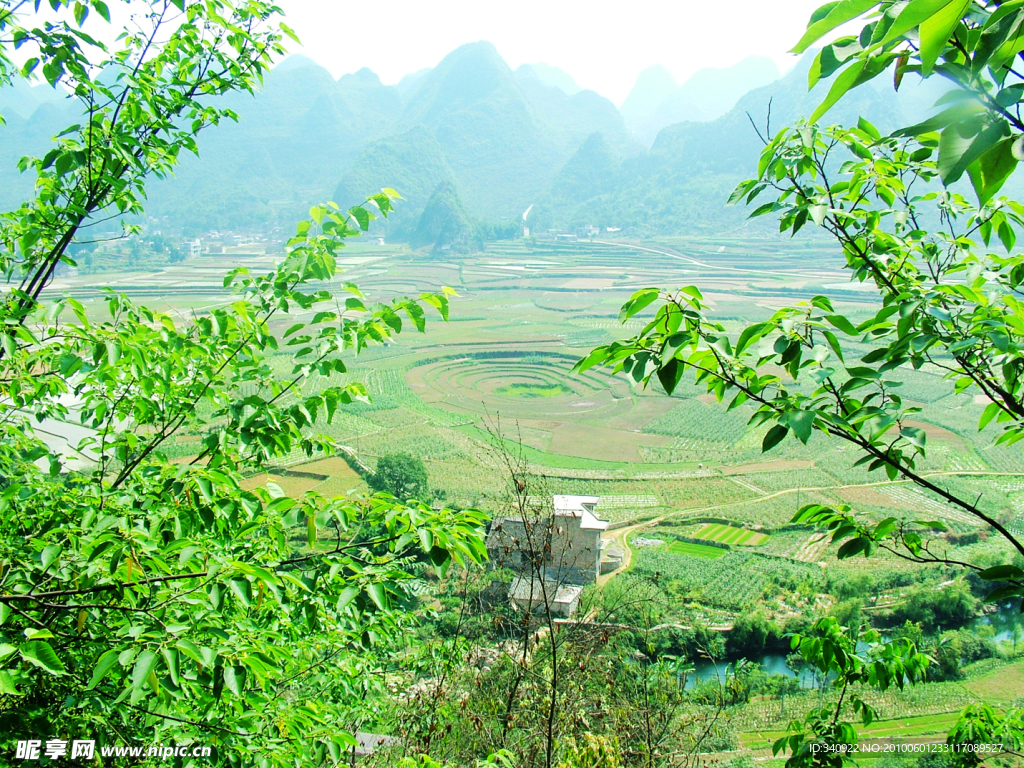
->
332;42;634;232
0;46;953;239
561;55;950;235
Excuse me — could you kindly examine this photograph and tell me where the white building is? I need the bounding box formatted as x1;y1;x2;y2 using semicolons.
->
487;495;609;585
187;239;202;259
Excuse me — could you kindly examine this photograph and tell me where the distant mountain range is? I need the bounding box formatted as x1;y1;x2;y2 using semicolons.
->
620;57;783;145
0;43;954;246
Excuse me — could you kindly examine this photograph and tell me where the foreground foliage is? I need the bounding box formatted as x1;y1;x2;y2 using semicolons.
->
579;121;1024;602
0;1;488;764
582;2;1024;758
0;199;487;763
794;0;1024;206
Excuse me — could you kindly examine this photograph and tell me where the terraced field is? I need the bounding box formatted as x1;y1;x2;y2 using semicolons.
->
69;238;1024;602
407;351;625;420
34;179;1024;768
405;350;678;463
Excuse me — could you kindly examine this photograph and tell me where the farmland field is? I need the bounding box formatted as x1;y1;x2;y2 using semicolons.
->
665;540;728;559
962;658;1024;704
40;233;1024;765
47;235;1024;563
739;712;963;751
692;522;768;546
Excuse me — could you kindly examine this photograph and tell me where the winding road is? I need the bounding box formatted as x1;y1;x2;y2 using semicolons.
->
598;469;1023;586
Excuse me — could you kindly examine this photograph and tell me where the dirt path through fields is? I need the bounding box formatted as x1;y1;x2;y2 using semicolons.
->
590;240;836;280
598;469;1023;585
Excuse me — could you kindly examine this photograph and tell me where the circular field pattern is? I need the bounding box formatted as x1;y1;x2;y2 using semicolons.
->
494;382;574;398
405;351;632;421
403;350;679;463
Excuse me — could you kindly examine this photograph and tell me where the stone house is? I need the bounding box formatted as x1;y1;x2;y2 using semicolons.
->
486;495;608;584
486;494;609;595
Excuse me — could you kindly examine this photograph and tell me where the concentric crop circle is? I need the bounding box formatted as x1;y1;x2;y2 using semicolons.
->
404;351;635;421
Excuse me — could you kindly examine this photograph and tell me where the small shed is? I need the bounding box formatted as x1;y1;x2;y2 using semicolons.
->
509;576;584;618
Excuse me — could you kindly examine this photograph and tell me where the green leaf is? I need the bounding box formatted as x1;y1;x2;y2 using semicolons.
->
823;330;846;363
787;410;816;444
967;137;1018;205
837;537;870;559
40;544;62;570
306;512;317;547
979;401;1001;430
939;120;1007;186
279;21;300;43
21;641;65;675
223;266;249;288
86;649;121;690
792;0;879;54
825;314;859;335
430;545;452;577
224;665;246;696
105;340;121;366
680;285;704;301
230;578;253;608
0;670;19;695
919;0;971;74
811;59;866;123
161;647;180;686
175;640;205;666
131;650;158;690
213;663;224;699
348;205;371;231
857;117;882;141
656;357;685;396
619;288;660;323
882;0;963;46
873;517;899;538
979;565;1024;580
762;424;789;452
367;582;387;610
989;16;1024;71
736;322;769;354
55;152;75;177
336;586;359;611
901;427;927;450
982;585;1024;602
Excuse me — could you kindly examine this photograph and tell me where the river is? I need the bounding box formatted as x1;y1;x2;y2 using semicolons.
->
686;602;1022;689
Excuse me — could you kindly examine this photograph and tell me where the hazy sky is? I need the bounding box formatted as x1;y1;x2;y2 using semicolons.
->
276;0;826;105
